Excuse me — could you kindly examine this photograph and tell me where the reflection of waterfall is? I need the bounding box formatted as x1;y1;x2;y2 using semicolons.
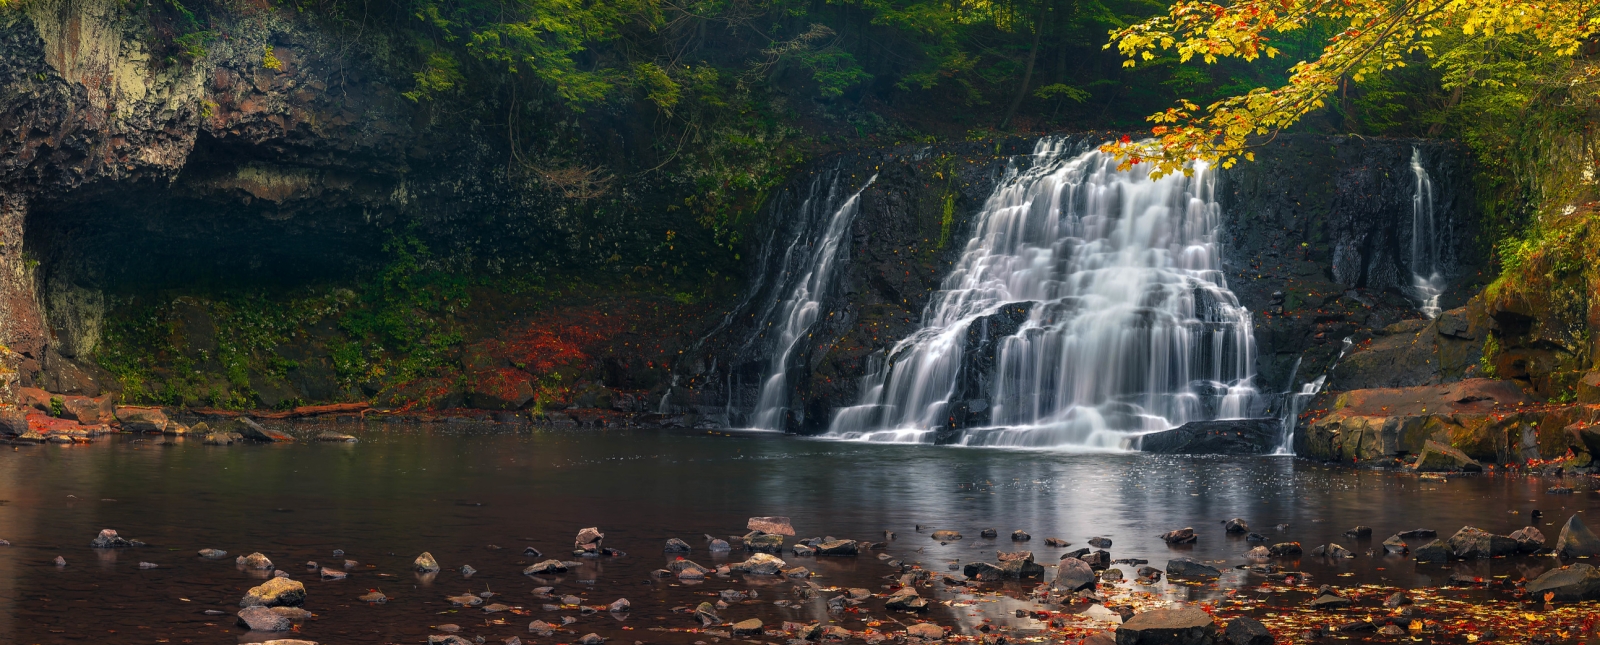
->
829;139;1258;448
1408;148;1445;318
1275;336;1352;454
747;174;877;430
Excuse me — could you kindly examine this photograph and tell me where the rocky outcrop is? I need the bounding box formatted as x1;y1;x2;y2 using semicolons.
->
1136;418;1280;454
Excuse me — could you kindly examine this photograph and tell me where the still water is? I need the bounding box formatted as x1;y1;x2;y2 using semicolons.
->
0;422;1592;644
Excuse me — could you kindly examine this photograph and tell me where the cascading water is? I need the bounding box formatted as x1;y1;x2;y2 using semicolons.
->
1408;148;1446;318
1274;336;1352;454
746;174;877;430
828;139;1259;448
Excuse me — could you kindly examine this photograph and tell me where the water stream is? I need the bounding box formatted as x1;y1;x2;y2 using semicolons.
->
1408;147;1446;318
829;139;1258;448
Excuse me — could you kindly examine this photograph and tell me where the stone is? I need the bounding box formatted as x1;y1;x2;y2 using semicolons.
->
430;636;472;645
1383;592;1411;608
1510;526;1546;553
1114;608;1218;645
230;417;294;442
115;406;168;433
730;553;786;574
610;598;630;612
199;548;228;559
528;620;556;636
1088;537;1112;548
1011;530;1031;541
415;552;441;572
997;553;1045;578
1342;526;1372;539
931;530;962;541
744;531;785;553
62;395;114;425
1137;418;1280;454
238;552;274;570
1081;550;1111;570
1223;518;1249;533
963;561;1004;580
816;539;858;556
1412;440;1483;472
708;538;731;552
237;606;293;631
733;618;764;635
1554;514;1600;557
886;588;928;611
203;432;244;445
1245;546;1270;558
665;538;692;552
360;591;388;603
90;529;144;548
748;516;795;536
1413;539;1449;563
1166;557;1221;579
575;527;605;550
241;577;306;607
907;623;944;639
1224;616;1274;645
1382;535;1408;554
315;431;357;442
1161;528;1197;544
448;594;482;607
1309;595;1352;609
1445;527;1518;559
1052;557;1096;591
1526;563;1600;601
320;567;346;580
979;528;999;538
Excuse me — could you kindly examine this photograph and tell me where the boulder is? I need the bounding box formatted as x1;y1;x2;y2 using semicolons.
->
575;527;605;551
1165;557;1221;579
237;606;293;631
1554;514;1600;557
1011;530;1031;541
1342;526;1372;539
1526;563;1600;601
1051;557;1096;591
1224;616;1274;645
729;553;786;575
906;623;944;640
997;553;1044;578
1223;518;1249;533
1412;540;1449;563
1381;535;1408;554
930;530;962;541
1445;527;1518;559
816;539;858;556
1510;526;1546;553
1114;608;1219;645
743;531;784;553
885;588;928;611
1161;528;1197;544
1088;537;1112;548
664;538;692;553
63;395;114;425
1412;441;1483;472
229;418;293;442
523;560;568;575
732;618;764;635
238;552;274;570
962;561;1004;581
747;516;795;536
1137;418;1280;454
90;529;145;548
241;577;306;607
115;406;168;433
980;528;999;538
1081;549;1111;570
415;552;441;572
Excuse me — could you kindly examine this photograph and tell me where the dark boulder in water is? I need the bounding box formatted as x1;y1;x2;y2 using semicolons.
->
1137;419;1279;454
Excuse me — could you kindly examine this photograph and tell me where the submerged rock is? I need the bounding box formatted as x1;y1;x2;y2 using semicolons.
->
906;623;944;640
1165;557;1221;579
1160;528;1197;544
1412;441;1483;472
237;606;292;631
1224;616;1274;645
524;560;568;575
1223;518;1250;533
930;530;962;541
315;431;358;442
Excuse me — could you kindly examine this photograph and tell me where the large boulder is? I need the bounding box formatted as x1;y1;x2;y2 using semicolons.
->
1510;526;1546;553
62;395;115;425
1412;441;1483;472
1554;514;1600;557
241;577;306;607
1445;527;1518;559
115;406;169;433
1137;419;1279;454
1526;563;1600;601
1115;608;1219;645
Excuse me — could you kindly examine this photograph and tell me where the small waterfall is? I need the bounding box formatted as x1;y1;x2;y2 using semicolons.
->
746;174;877;430
829;139;1259;448
1408;148;1446;318
1275;337;1352;454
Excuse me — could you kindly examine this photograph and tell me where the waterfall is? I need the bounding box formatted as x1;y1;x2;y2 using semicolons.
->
1275;336;1352;454
1408;148;1446;318
828;138;1259;448
746;173;877;430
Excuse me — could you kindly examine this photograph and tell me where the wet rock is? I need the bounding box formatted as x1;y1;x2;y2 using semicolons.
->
1510;526;1546;553
997;553;1045;578
1081;550;1111;570
1114;607;1218;645
980;528;999;538
1383;592;1411;608
744;531;785;553
237;606;293;631
53;556;66;566
1309;544;1351;558
733;619;764;635
1044;537;1069;547
524;546;543;557
1398;528;1437;539
906;623;944;640
415;552;441;572
963;561;1004;580
241;577;306;607
1052;557;1096;591
817;539;858;556
1166;557;1221;579
1377;625;1406;637
320;567;346;580
1137;418;1279;454
316;431;358;442
1135;566;1162;583
575;527;605;553
523;560;568;575
115;407;169;433
1011;530;1031;541
1160;528;1196;544
1309;595;1351;609
708;538;731;552
449;594;483;607
931;530;962;541
665;538;692;552
730;553;786;574
138;561;158;569
1382;535;1408;554
90;529;145;548
1224;616;1274;645
694;601;721;626
1445;527;1518;559
783;566;811;578
1412;440;1483;472
1223;518;1250;533
610;598;631;612
748;517;796;536
791;543;816;556
1526;563;1600;601
429;636;471;645
236;553;274;570
203;431;244;445
1554;514;1600;557
1245;546;1271;558
1412;539;1449;562
231;418;294;442
1088;537;1112;549
1342;526;1372;539
528;620;556;636
199;548;229;559
360;591;388;603
886;588;928;611
459;564;476;576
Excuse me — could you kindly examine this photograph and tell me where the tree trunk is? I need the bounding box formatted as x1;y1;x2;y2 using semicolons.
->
1000;4;1045;130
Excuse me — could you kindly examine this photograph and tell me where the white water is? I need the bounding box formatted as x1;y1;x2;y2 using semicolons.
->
1408;148;1446;318
748;175;877;430
828;139;1258;448
1274;336;1353;454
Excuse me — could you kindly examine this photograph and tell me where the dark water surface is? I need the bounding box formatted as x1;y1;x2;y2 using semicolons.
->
0;423;1595;644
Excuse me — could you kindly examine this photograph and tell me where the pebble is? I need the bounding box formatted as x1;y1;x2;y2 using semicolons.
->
137;562;158;569
53;556;65;566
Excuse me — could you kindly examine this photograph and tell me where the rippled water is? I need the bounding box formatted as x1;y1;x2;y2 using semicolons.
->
0;422;1592;644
